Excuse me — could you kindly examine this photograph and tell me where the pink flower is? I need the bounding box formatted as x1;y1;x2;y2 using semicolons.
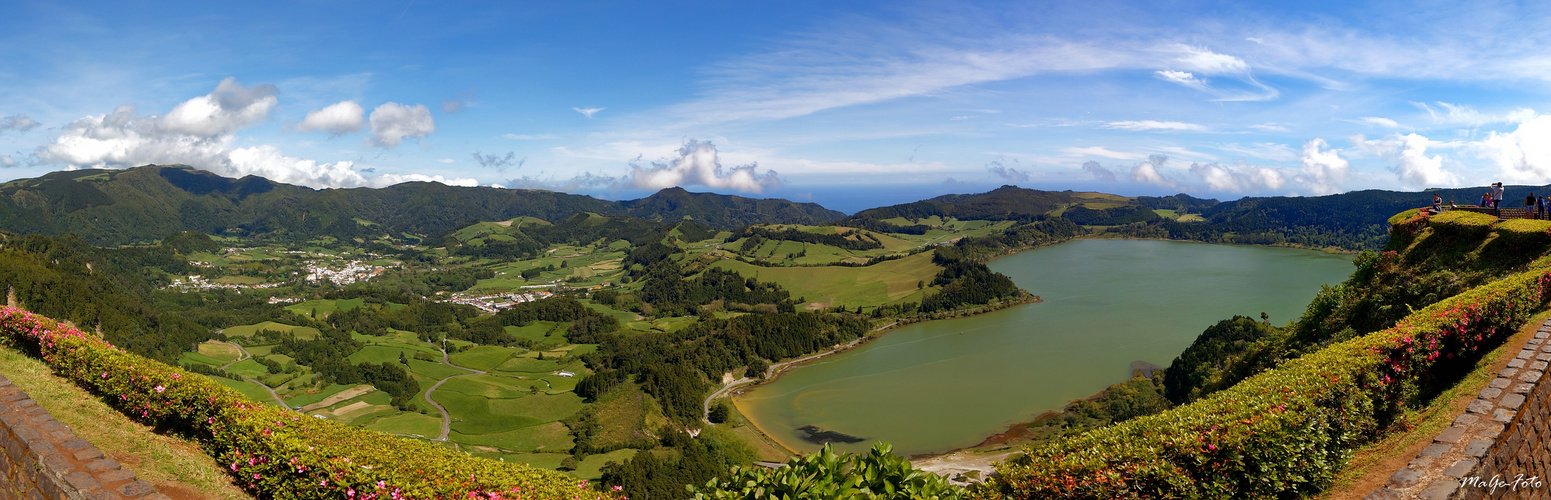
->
154;385;165;393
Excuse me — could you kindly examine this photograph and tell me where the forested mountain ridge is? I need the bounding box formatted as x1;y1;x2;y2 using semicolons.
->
0;165;844;245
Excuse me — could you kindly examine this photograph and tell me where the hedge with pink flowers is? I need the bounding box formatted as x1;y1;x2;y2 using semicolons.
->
980;261;1551;498
0;306;619;500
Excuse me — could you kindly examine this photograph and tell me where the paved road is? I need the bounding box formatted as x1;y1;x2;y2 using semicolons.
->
703;323;893;424
422;346;482;442
223;342;295;412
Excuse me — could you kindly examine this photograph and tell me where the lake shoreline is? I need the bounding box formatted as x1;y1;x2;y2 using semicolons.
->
723;235;1356;467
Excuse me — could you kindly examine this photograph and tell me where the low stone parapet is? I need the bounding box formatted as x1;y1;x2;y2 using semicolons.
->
0;374;168;500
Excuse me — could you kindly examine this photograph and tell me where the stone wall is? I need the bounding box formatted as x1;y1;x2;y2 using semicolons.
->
1460;335;1551;500
0;375;167;500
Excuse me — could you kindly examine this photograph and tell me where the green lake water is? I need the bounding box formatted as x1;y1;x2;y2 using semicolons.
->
735;239;1356;456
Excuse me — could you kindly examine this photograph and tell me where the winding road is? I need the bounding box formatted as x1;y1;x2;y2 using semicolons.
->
422;346;483;442
221;341;296;412
702;322;895;424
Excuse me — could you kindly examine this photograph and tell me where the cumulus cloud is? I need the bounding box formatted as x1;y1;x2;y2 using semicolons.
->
0;115;41;133
33;79;469;189
473;151;524;172
1188;161;1284;193
1296;138;1349;195
1477;114;1551;184
1391;133;1459;188
369;103;435;148
628;140;780;193
1081;160;1116;181
296;101;366;135
1104;120;1207;132
1131;154;1174;187
160;77;278;137
986;160;1030;182
572;107;605;118
0;156;16;167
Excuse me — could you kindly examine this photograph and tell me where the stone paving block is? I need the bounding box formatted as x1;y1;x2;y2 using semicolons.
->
1454;413;1481;427
97;469;134;483
1509;358;1527;368
1514;382;1535;394
1493;408;1516;423
1480;387;1504;399
85;458;119;472
62;471;101;492
1518;349;1535;359
1467;398;1495;414
1444;459;1477;478
1532;361;1549;371
1436;426;1467;443
1501;368;1521;378
1409;456;1435;468
1363;488;1403;500
1536;331;1549;338
1421;443;1451;458
1502;393;1527;409
1519;369;1544;381
1465;439;1493;457
1478;422;1505;438
1388;467;1426;489
1491;377;1513;389
1417;479;1459;500
115;481;153;498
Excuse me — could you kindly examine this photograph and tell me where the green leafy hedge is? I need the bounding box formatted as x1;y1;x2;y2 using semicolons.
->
981;262;1551;498
1428;210;1497;239
0;306;619;500
692;443;964;500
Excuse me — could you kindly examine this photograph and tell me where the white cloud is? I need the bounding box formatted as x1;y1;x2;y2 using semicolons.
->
628;140;780;193
1103;120;1207;132
297;101;366;135
0;115;41;133
1391;133;1459;188
503;133;558;140
1355;117;1401;128
368;103;435;148
1414;102;1537;127
1081;160;1116;181
438;158;455;163
1157;44;1278;101
0;156;16;167
33;80;464;190
1296;138;1349;195
1063;146;1145;160
572;107;605;118
1249;123;1289;132
1476;114;1551;184
1131;154;1174;187
160;77;278;137
1189;161;1285;193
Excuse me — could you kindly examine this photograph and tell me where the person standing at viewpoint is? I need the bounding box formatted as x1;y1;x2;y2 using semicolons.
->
1492;182;1505;217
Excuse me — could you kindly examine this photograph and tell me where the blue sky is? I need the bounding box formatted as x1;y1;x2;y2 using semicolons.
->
3;1;1551;212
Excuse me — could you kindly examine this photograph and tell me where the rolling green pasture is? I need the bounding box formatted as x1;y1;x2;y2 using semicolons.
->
223;321;320;340
710;251;941;309
284;298;365;318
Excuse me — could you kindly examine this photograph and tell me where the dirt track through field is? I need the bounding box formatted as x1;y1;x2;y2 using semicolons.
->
299;385;375;412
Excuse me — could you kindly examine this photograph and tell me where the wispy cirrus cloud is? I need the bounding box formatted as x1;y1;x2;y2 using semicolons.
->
572;107;605;118
1103;120;1207;132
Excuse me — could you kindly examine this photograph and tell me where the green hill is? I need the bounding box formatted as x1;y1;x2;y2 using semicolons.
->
0;165;844;246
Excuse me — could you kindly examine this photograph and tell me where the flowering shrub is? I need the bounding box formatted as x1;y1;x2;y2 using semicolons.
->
0;306;621;500
980;261;1551;499
1490;219;1551;248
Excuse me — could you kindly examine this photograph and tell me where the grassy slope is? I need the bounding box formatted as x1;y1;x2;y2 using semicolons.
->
0;346;254;499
